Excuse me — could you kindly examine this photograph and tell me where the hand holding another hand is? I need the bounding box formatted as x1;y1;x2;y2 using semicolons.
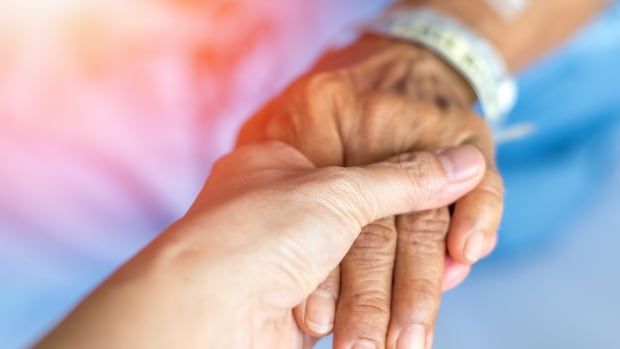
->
239;36;504;348
37;142;485;349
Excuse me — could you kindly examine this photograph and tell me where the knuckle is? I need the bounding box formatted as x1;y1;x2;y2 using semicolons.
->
281;71;354;133
348;289;392;318
315;283;339;299
303;71;351;100
398;209;450;244
345;167;375;198
394;152;446;198
364;93;406;117
306;167;376;226
351;302;391;319
315;270;340;298
354;221;397;251
321;168;369;203
478;171;505;208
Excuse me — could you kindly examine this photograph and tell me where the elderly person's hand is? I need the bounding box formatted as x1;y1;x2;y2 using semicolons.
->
36;142;485;349
238;37;504;348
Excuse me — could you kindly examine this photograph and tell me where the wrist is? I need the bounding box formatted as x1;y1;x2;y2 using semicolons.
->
394;0;516;69
363;6;518;123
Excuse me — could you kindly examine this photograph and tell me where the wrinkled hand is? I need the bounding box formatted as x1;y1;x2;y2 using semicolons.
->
238;37;504;348
36;142;485;349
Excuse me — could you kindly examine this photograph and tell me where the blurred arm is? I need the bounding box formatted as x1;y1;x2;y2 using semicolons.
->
397;0;609;70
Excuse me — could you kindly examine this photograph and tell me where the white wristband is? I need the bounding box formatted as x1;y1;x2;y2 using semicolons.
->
365;8;517;124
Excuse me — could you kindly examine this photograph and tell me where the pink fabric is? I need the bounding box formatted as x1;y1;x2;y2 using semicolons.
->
0;1;387;346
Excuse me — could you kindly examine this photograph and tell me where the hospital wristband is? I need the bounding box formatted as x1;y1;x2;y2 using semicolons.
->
365;8;517;124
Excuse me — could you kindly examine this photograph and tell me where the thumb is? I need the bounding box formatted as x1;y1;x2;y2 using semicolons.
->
346;145;486;223
293;145;485;294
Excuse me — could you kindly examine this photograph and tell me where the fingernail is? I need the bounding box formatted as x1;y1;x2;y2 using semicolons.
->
464;231;486;263
437;146;483;181
397;325;426;349
305;289;335;334
352;339;378;349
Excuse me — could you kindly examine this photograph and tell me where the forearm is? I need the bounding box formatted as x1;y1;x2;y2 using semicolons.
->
395;0;609;70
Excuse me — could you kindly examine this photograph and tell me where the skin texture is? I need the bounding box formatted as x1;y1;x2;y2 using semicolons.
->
236;0;608;339
34;2;608;348
238;37;502;349
36;142;486;349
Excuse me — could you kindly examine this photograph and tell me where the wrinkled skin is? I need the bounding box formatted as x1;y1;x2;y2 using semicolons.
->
238;37;504;348
36;142;486;349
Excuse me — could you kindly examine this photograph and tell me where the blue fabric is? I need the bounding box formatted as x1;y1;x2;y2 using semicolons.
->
495;4;620;255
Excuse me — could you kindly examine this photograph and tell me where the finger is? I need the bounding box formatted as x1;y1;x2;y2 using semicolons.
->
302;334;319;349
442;255;471;292
447;166;504;264
319;146;485;232
333;217;397;349
387;208;450;349
426;330;435;349
294;267;340;336
274;146;484;300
